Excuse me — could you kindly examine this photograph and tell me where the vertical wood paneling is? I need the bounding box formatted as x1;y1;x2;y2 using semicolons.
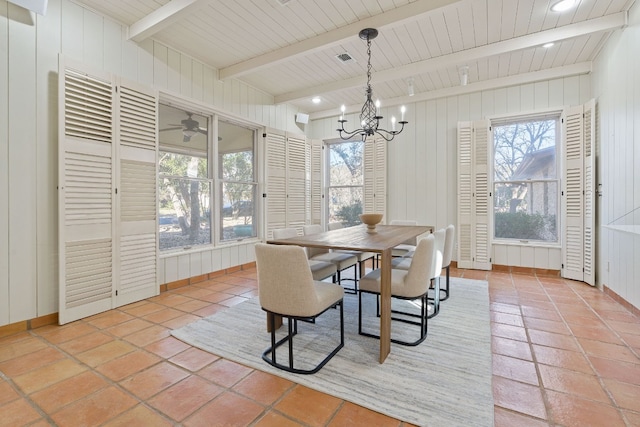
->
8;3;37;321
153;43;168;90
436;98;447;227
103;19;122;75
137;38;154;86
0;3;8;325
36;0;61;316
83;9;103;70
167;48;181;94
61;0;83;61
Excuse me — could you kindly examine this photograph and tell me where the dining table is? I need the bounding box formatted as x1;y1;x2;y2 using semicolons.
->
267;223;432;364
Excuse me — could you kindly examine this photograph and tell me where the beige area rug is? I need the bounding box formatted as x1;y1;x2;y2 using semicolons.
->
172;277;493;427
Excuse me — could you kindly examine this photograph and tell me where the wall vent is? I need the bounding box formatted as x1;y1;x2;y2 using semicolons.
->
336;53;355;63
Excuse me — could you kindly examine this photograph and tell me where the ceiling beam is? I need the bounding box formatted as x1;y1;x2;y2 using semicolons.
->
128;0;210;43
218;0;461;80
310;62;593;120
277;11;626;105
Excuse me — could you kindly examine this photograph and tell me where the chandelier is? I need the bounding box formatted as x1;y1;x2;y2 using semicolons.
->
337;28;408;142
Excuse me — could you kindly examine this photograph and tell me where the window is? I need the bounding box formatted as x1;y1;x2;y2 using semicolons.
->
158;104;211;250
326;140;364;226
219;120;257;241
492;114;560;243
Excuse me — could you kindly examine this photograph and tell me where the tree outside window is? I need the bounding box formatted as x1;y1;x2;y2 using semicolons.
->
493;116;559;242
327;140;364;226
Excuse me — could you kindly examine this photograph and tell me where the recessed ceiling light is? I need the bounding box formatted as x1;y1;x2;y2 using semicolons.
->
550;0;577;12
312;97;321;104
543;42;555;48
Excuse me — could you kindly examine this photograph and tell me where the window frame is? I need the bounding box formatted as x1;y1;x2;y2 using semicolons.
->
490;110;562;247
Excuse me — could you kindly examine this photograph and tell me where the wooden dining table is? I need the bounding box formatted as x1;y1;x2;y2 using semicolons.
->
267;224;432;363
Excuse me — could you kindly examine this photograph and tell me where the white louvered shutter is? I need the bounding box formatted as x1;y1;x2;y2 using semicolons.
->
473;120;492;270
264;130;287;239
562;106;584;281
310;139;323;225
115;80;159;306
59;65;115;324
363;136;387;217
457;122;473;269
457;120;492;270
583;100;596;286
286;133;307;233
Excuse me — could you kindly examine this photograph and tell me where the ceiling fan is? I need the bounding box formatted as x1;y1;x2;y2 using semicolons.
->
160;112;207;142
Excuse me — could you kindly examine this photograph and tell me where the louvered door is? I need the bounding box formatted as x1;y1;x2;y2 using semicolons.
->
59;65;115;324
286;133;307;233
310;139;323;225
457;122;473;269
583;100;596;286
264;130;287;239
473;121;492;270
363;136;386;217
457;120;492;270
562;106;585;281
115;81;158;306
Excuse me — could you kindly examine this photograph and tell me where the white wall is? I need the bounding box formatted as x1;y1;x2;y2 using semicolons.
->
592;1;640;309
311;77;591;272
0;0;302;326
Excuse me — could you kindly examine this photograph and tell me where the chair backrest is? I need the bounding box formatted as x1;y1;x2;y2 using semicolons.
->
273;227;298;239
254;243;320;317
327;222;343;231
443;224;455;268
390;219;418;245
303;224;329;258
404;234;436;295
431;228;446;279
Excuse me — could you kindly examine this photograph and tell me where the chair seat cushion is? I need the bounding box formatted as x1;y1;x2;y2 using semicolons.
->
308;260;337;281
335;250;376;262
392;243;416;257
312;281;344;314
311;252;358;270
359;268;423;299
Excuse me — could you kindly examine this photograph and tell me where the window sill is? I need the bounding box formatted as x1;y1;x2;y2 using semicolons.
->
159;238;260;258
492;240;561;250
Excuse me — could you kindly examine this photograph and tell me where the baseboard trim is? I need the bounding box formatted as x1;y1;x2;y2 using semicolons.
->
160;261;256;293
0;313;59;338
603;285;640;318
491;263;560;277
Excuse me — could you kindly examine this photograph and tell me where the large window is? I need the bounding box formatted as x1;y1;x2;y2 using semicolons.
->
492;114;559;243
158;104;211;250
218;120;257;241
326;140;364;226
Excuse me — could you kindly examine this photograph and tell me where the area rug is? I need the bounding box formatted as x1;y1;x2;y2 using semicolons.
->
172;277;493;426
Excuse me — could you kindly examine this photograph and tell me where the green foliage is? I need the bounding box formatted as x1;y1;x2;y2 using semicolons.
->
336;200;363;227
494;211;556;241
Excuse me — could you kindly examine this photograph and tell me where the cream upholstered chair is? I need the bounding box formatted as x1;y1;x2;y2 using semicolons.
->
328;222;376;278
255;243;344;374
358;234;436;346
303;224;359;293
389;219;418;257
391;228;445;318
272;228;337;281
440;225;455;301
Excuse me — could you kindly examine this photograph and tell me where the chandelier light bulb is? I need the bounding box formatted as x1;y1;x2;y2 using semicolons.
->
391;116;396;131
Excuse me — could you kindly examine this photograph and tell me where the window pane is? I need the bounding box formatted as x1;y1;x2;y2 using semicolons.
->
159;104;208;174
494;119;557;182
159;178;211;250
221;150;253;181
493;182;558;242
328;186;363;227
159;152;207;179
329;141;363;186
221;182;256;240
219;121;255;180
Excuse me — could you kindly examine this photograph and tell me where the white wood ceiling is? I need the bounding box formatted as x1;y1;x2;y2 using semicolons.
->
74;0;635;117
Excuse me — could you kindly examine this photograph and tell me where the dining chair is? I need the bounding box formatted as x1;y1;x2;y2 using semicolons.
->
303;224;359;294
358;234;436;346
391;228;445;318
440;224;455;301
255;243;344;374
272;228;338;281
328;222;376;277
389;219;418;257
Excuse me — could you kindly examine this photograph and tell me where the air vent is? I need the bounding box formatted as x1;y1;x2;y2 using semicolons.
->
336;53;355;63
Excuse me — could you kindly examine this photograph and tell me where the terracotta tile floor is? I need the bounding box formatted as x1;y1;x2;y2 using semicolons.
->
1;267;639;426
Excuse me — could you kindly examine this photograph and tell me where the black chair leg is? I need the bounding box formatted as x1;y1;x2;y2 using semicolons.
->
440;265;450;301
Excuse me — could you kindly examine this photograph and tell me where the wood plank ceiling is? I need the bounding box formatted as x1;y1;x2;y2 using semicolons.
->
73;0;634;118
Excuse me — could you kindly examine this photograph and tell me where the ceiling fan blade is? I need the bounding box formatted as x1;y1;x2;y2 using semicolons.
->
160;126;182;132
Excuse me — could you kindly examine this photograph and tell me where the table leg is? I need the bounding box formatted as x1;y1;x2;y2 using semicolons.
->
266;313;282;332
379;248;392;363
